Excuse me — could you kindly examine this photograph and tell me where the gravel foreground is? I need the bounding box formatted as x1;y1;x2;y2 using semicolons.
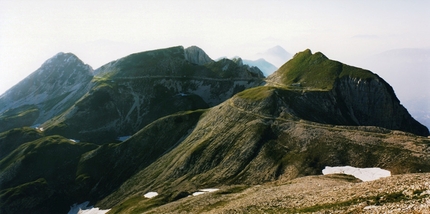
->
144;173;430;213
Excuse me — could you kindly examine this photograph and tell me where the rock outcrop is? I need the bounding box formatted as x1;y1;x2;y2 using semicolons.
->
184;45;214;65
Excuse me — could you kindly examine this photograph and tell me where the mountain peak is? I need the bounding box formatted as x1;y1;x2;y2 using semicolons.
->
0;51;94;131
184;46;213;65
266;45;289;54
292;48;312;58
255;45;292;67
269;49;376;90
265;49;429;136
42;52;84;67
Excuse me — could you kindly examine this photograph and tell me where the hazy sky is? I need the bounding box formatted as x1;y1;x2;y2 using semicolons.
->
1;0;430;96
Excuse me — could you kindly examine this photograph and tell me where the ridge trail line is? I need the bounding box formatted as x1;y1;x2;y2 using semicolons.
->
108;75;263;82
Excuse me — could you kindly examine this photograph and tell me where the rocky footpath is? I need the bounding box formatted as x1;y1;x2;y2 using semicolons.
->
145;173;430;213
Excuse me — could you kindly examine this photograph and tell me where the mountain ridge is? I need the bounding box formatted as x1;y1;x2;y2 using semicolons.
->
0;46;429;213
38;46;265;144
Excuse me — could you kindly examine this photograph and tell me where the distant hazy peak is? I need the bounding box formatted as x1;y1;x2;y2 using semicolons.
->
184;46;214;65
265;45;290;55
255;45;292;68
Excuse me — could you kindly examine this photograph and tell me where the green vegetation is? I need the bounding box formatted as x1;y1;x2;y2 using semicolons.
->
0;105;40;132
0;178;53;213
339;64;377;80
108;195;169;214
236;86;276;100
0;127;44;159
274;49;377;90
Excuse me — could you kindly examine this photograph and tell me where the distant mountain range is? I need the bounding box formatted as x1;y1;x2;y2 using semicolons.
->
242;58;278;77
254;45;292;68
0;46;429;213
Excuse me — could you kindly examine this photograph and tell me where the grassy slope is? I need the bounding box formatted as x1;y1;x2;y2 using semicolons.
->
0;127;45;159
0;105;40;133
270;49;377;90
0;135;99;213
100;97;430;212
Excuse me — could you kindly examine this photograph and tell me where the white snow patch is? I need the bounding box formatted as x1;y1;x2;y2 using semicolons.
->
192;188;219;196
192;191;206;196
30;124;41;129
322;166;391;182
144;192;158;198
31;124;44;132
69;139;80;143
117;136;131;141
68;201;110;214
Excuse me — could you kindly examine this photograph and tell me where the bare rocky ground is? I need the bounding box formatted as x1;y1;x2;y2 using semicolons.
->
143;173;430;213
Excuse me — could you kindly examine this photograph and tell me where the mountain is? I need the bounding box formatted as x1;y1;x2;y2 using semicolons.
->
0;47;429;213
266;49;428;136
0;53;94;133
242;58;278;77
255;45;292;68
41;46;264;144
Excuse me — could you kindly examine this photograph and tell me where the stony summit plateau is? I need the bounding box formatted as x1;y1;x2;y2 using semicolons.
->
0;46;429;213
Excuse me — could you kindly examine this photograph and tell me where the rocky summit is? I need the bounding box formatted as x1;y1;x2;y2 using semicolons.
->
0;52;93;133
0;46;429;214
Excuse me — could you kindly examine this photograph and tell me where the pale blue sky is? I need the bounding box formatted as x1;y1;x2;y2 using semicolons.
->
1;0;429;95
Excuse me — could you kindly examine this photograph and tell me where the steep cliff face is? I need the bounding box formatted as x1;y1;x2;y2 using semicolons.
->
333;76;429;136
266;49;429;136
0;53;93;133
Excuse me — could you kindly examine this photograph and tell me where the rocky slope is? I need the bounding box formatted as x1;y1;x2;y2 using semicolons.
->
144;173;430;213
184;46;214;65
41;46;264;144
0;52;94;133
